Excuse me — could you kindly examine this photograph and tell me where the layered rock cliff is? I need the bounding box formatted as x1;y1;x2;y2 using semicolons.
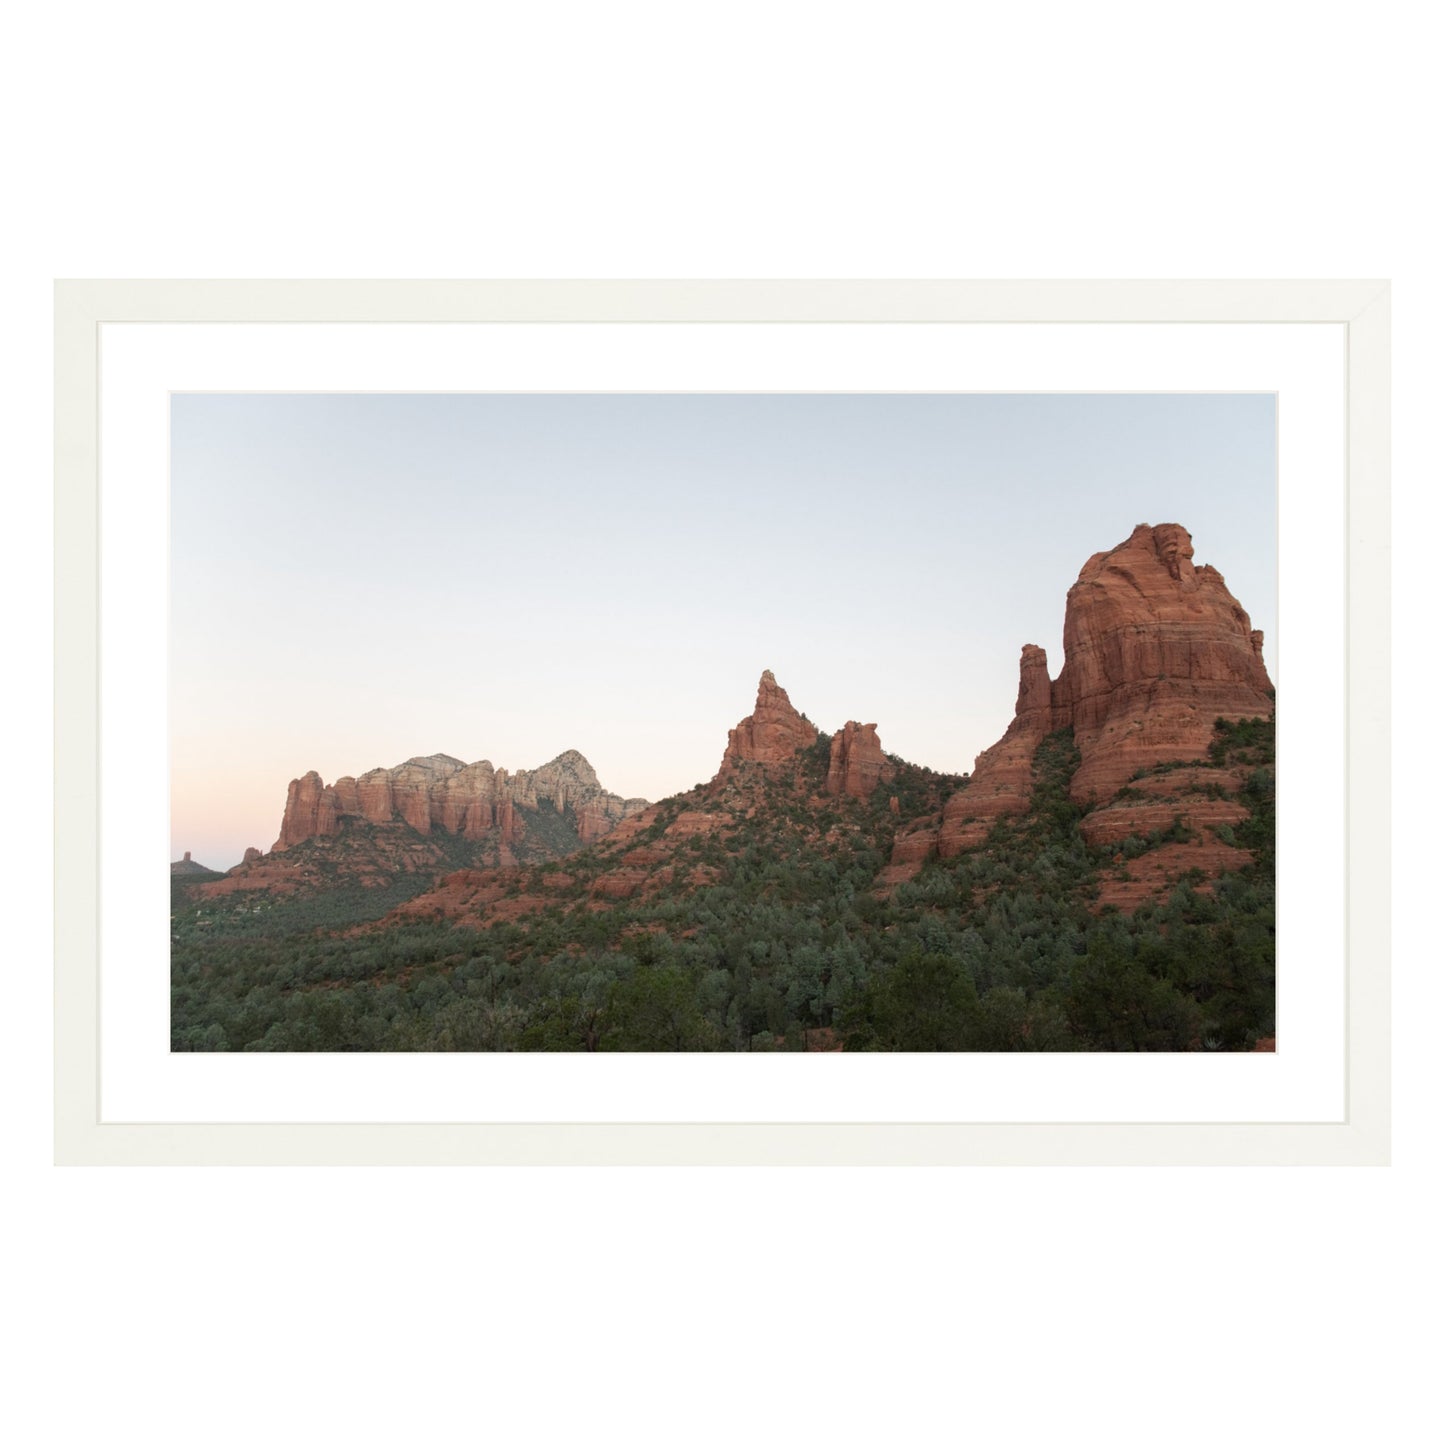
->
922;523;1274;859
274;748;647;853
190;747;650;903
1051;522;1273;799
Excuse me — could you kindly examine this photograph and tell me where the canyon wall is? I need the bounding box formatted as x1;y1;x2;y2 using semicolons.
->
273;748;647;853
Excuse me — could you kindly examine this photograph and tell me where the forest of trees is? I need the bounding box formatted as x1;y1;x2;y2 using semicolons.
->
172;719;1275;1052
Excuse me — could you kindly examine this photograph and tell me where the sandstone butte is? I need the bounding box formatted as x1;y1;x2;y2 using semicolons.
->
713;669;897;800
712;669;823;775
891;522;1275;876
272;748;648;854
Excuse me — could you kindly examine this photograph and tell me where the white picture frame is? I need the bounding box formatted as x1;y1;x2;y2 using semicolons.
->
54;279;1390;1165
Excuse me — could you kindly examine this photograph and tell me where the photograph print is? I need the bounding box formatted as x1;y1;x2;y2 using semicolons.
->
170;392;1277;1053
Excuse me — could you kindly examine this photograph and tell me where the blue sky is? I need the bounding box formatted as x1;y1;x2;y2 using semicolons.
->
171;392;1277;867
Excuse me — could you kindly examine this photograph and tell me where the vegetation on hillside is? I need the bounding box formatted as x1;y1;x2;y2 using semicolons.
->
171;718;1274;1053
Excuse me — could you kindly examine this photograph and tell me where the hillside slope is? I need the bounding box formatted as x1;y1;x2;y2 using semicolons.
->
171;523;1275;1054
180;748;649;914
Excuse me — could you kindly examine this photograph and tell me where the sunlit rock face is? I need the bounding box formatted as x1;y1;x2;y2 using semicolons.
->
1051;523;1274;802
918;523;1274;859
272;749;646;853
713;670;821;779
826;720;896;799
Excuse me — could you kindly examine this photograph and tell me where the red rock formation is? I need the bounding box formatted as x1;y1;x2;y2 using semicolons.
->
874;818;937;888
221;845;268;879
938;643;1058;855
331;776;360;816
387;755;459;834
355;769;395;823
1053;523;1274;801
670;810;727;837
271;749;646;854
494;794;521;845
435;761;496;836
958;526;1268;828
574;800;615;844
825;720;897;798
1079;797;1248;847
277;771;341;848
714;670;821;779
1091;838;1257;913
171;850;219;876
374;672;960;929
910;523;1275;867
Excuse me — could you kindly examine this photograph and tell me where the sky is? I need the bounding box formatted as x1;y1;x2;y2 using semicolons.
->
171;393;1277;869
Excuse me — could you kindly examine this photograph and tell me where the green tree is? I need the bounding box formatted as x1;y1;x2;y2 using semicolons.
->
599;967;721;1051
1065;934;1202;1051
842;950;983;1051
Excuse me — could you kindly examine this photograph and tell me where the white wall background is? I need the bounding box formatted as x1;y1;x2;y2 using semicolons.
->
4;4;1439;1443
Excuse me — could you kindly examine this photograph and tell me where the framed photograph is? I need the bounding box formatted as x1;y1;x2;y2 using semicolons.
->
54;279;1389;1164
